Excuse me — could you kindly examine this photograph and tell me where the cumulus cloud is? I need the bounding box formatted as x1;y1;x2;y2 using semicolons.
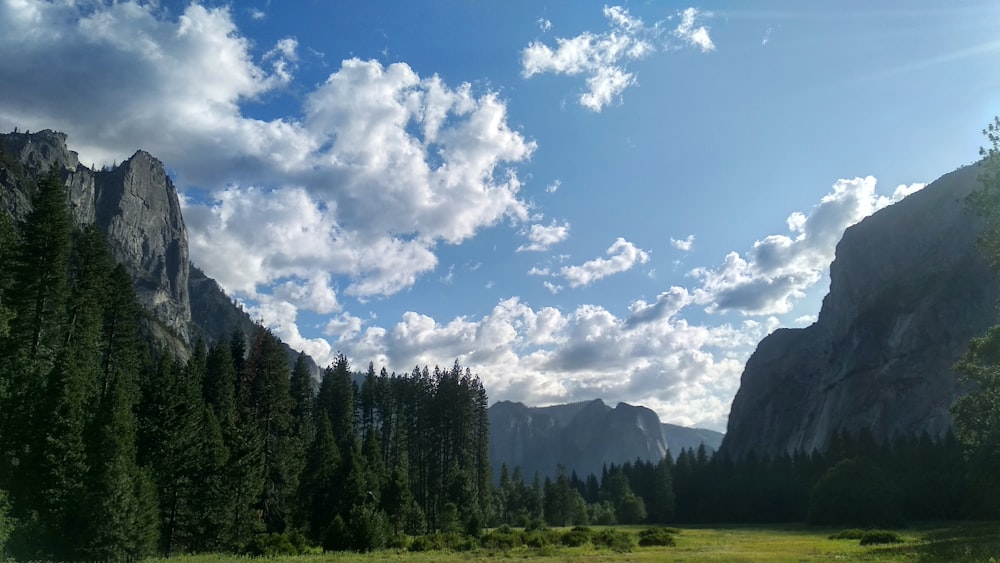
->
671;234;695;251
517;221;571;252
325;295;768;429
561;237;650;287
0;2;536;305
690;177;925;315
521;5;714;111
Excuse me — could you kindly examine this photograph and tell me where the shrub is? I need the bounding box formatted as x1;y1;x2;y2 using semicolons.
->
560;526;592;547
480;529;523;550
592;528;636;552
524;517;548;532
859;530;904;545
829;529;867;540
409;534;438;552
525;530;555;548
638;528;677;547
244;533;298;557
387;533;411;550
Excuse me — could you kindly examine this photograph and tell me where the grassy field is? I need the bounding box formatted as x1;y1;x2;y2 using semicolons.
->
155;522;1000;562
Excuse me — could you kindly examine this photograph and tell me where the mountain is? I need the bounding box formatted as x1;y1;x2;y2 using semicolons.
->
0;129;316;373
721;164;999;459
489;399;723;479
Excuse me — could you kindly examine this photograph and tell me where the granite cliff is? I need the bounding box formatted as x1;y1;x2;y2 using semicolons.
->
489;399;723;479
0;129;315;371
721;164;999;459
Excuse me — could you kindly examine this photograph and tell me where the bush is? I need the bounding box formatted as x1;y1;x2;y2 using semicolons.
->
592;528;636;552
244;533;298;557
637;528;677;547
829;529;867;540
409;534;438;552
560;526;592;547
859;530;904;545
409;532;474;552
387;533;410;550
524;517;548;532
480;529;523;550
525;530;556;548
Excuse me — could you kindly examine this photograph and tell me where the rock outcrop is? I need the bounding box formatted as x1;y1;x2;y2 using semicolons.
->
721;164;999;459
489;399;723;479
0;129;318;376
0;130;191;346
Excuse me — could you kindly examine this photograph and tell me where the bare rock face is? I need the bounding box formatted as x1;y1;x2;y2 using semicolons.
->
721;165;999;459
489;399;723;479
0;130;190;344
95;150;191;340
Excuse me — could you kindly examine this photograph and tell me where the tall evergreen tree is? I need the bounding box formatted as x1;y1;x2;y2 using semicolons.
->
244;326;298;532
1;169;72;509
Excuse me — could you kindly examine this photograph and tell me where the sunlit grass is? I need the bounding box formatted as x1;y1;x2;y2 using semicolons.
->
151;522;1000;562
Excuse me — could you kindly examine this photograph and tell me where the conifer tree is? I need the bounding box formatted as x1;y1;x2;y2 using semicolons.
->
84;265;158;560
299;414;340;542
0;212;17;337
1;169;72;506
244;326;297;532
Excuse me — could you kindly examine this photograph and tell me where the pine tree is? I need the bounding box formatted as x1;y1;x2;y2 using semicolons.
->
84;359;159;561
299;414;340;542
244;326;297;532
0;212;18;337
316;353;355;451
1;169;72;509
84;267;158;560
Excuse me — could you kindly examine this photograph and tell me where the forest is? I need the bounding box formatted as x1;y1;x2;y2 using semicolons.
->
0;166;998;560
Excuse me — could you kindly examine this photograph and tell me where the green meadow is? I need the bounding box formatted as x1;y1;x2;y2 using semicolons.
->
154;522;1000;562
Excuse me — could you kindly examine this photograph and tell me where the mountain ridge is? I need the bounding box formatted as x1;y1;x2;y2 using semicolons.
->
489;398;723;480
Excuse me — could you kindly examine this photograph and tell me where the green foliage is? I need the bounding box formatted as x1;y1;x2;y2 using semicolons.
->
244;533;298;556
637;527;678;547
968;116;1000;268
952;325;1000;517
480;528;522;550
591;528;636;552
858;530;904;545
0;488;13;555
807;457;901;527
560;526;591;547
829;529;867;540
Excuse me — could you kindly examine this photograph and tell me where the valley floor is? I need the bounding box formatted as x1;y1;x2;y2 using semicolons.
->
149;522;1000;562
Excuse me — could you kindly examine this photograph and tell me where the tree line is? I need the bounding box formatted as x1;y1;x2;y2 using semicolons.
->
0;170;492;558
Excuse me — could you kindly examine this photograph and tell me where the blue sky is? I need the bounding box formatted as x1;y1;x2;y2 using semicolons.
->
1;0;998;430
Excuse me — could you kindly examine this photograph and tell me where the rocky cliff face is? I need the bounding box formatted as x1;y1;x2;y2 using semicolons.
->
0;130;318;375
0;130;191;346
489;399;723;479
721;164;999;459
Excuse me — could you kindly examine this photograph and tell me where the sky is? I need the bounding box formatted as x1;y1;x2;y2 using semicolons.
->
1;0;998;431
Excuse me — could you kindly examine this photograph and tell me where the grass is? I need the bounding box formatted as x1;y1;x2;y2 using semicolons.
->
150;522;1000;562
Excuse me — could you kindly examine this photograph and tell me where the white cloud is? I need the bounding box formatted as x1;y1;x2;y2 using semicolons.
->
249;8;266;21
320;295;771;429
546;179;561;193
517;221;571;252
0;3;536;305
522;5;714;111
561;237;650;287
537;17;552;32
527;266;551;276
689;176;923;316
674;8;715;52
544;281;563;294
671;234;695;251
